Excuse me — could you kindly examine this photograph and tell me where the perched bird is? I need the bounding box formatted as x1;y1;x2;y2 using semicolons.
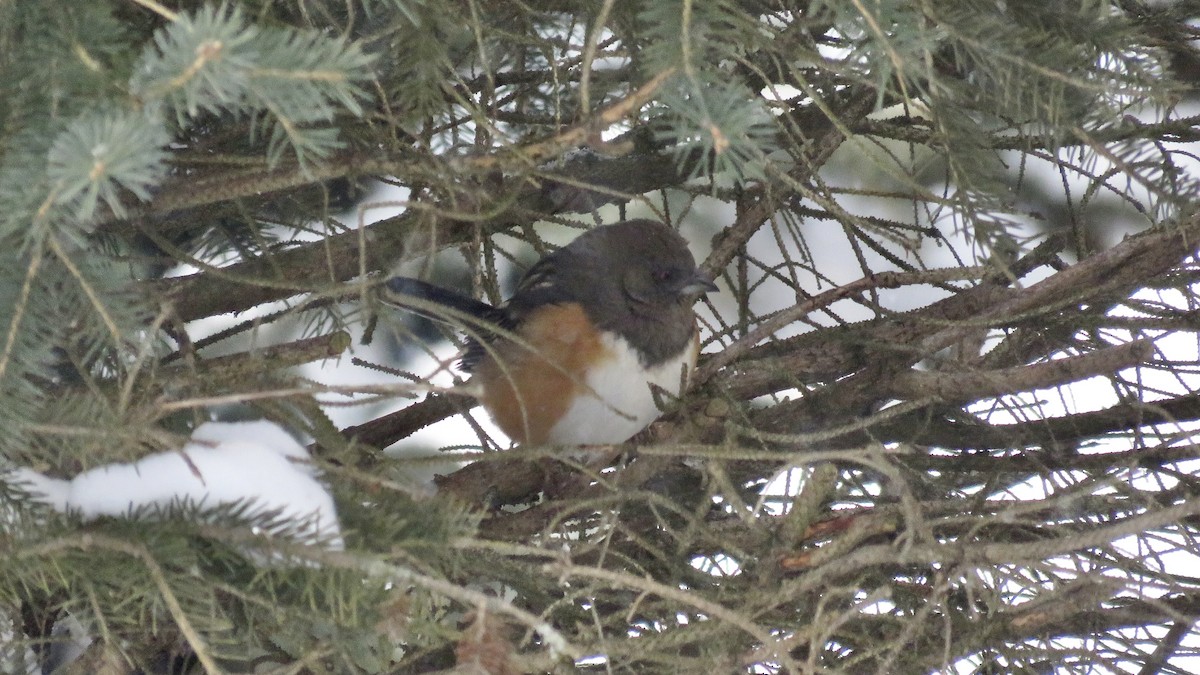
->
381;219;716;446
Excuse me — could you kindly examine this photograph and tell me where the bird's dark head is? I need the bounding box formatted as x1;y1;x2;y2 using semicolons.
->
548;219;717;366
572;219;717;313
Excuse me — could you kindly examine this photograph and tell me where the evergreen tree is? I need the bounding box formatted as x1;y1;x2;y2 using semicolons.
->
3;0;1200;672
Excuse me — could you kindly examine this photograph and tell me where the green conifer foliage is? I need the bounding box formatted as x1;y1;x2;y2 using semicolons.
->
2;1;1200;672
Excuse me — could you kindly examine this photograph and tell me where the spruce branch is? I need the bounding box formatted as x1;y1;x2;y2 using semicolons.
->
148;148;693;323
0;246;44;382
885;339;1153;402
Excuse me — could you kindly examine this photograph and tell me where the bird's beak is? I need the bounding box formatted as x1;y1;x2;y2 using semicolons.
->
678;272;719;299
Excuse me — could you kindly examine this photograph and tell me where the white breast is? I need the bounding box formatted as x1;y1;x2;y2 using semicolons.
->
545;332;697;445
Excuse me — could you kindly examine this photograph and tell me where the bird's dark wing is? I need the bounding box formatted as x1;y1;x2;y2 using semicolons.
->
466;248;587;370
502;249;579;314
382;249;579;372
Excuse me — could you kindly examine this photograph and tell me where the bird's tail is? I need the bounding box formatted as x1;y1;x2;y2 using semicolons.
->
378;277;496;324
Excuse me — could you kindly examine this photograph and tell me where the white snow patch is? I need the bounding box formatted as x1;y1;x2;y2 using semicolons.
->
9;420;342;549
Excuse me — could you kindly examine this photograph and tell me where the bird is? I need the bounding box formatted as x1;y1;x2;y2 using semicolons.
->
380;219;717;446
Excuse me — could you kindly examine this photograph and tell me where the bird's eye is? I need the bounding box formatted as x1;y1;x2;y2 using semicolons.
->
653;268;675;283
